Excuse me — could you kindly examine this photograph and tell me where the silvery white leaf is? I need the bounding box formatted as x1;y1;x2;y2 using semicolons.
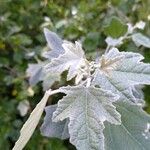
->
52;85;121;150
93;49;150;103
113;57;150;85
132;85;144;101
40;104;69;139
13;91;50;150
132;33;150;48
104;101;150;150
27;62;60;90
105;47;143;61
134;21;146;30
26;63;44;86
105;37;123;47
44;28;64;59
45;41;86;81
42;73;60;91
107;49;149;84
93;70;137;102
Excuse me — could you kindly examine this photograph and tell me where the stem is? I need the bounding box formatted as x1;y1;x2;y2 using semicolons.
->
46;88;61;96
86;77;91;87
105;45;111;54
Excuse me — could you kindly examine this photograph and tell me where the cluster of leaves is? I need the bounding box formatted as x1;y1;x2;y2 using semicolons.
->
1;0;150;150
14;19;150;150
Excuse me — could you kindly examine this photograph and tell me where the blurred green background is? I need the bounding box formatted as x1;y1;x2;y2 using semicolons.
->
0;0;150;149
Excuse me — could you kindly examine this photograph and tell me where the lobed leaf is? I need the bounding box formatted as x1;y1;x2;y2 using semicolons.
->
43;28;64;59
93;48;150;103
45;41;86;81
52;85;121;150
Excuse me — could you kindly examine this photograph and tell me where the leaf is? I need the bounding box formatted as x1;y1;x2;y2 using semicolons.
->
134;21;146;30
93;70;138;103
43;28;64;59
104;101;150;150
42;73;60;91
45;41;86;81
105;37;123;47
10;34;32;46
12;91;50;150
52;85;121;150
40;104;69;139
132;85;144;101
27;62;60;90
132;33;150;48
92;48;150;103
26;63;44;86
112;54;150;85
83;32;100;51
103;17;128;38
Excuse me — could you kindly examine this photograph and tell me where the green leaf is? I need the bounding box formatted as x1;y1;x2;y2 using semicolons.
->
103;17;128;38
104;101;150;150
83;32;100;51
9;34;32;46
53;85;121;150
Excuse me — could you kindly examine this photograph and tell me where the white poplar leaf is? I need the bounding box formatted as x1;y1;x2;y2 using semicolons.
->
132;33;150;48
104;101;150;150
134;21;146;30
52;85;121;150
40;104;69;139
26;63;44;86
12;91;50;150
43;28;64;59
42;73;60;91
45;41;86;81
27;62;60;90
105;37;123;47
93;48;150;103
132;85;144;101
113;55;150;85
93;70;137;102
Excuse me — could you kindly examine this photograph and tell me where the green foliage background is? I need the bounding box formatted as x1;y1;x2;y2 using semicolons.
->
0;0;150;149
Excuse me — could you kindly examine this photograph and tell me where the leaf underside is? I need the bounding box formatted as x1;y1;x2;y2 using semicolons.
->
104;101;150;150
40;104;69;139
